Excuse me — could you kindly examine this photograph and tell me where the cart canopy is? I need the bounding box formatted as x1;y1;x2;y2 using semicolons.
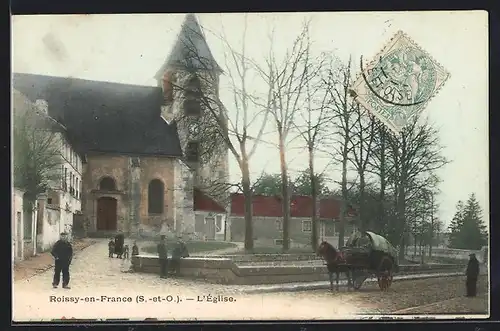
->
365;231;398;260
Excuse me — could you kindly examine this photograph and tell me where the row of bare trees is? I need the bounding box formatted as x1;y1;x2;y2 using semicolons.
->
175;17;449;256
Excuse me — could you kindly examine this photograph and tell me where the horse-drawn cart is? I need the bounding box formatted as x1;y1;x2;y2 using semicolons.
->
318;231;399;291
342;231;399;290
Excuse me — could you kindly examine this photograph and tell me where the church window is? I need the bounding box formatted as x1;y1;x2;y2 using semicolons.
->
99;176;116;191
148;179;164;214
183;75;202;116
186;141;200;162
184;99;201;116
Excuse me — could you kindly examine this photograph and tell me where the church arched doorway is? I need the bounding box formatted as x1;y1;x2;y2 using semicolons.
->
96;197;117;231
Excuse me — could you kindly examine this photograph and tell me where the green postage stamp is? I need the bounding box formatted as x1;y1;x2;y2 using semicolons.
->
350;31;450;134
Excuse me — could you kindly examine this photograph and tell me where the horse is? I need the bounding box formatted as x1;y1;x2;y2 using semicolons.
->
317;241;353;291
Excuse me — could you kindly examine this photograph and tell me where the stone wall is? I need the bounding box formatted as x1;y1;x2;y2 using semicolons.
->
23;240;34;259
39;205;62;251
12;188;25;262
83;154;176;237
173;160;195;238
131;255;466;285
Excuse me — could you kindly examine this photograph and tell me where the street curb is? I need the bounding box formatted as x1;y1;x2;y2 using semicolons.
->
16;240;98;282
241;271;464;294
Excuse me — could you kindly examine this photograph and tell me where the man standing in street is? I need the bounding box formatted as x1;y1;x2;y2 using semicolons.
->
157;235;168;279
466;253;480;297
51;232;73;289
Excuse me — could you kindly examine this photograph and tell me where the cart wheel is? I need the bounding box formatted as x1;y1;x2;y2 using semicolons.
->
377;256;393;291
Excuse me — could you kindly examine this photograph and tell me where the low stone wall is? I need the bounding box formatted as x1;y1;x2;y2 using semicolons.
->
209;254;319;263
23;240;34;259
131;255;466;285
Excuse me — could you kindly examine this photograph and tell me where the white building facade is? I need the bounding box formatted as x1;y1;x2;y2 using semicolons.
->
13;94;83;254
37;105;82;251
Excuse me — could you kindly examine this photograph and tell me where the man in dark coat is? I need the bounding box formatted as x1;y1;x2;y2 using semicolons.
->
51;232;73;289
170;237;189;276
157;235;168;279
115;233;124;259
466;253;480;297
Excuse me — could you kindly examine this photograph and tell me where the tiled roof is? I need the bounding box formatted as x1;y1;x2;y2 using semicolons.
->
194;188;226;213
229;193;357;220
12;73;183;157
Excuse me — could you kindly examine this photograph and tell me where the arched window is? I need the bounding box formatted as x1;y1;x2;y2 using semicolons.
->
148;179;164;214
99;176;116;191
184;75;201;116
186;75;201;96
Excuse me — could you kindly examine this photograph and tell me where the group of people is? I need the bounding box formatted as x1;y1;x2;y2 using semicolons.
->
108;236;139;259
157;235;189;279
50;231;190;289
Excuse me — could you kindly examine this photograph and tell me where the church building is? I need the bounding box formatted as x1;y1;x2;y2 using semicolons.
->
13;14;229;240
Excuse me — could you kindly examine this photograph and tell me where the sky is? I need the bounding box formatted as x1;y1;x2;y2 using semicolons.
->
12;11;489;228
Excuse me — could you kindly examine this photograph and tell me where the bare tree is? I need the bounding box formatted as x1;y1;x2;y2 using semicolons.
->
167;15;273;252
347;102;376;232
323;56;358;248
256;21;316;252
291;54;330;251
366;122;393;235
387;119;449;259
13;90;64;207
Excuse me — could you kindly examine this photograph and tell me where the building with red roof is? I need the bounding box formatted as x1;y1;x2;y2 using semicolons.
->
192;188;227;241
228;193;357;247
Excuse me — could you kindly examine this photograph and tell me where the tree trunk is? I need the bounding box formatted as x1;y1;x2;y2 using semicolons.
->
338;145;349;248
378;126;386;234
279;132;290;252
397;183;406;260
359;173;366;231
429;194;434;258
413;235;417;257
308;146;318;252
240;151;254;253
396;135;407;260
419;236;424;264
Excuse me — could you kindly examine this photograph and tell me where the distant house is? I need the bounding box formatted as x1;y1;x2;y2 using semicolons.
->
193;188;227;241
229;193;358;247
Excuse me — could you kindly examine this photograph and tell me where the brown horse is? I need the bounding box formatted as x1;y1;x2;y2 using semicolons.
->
317;241;353;291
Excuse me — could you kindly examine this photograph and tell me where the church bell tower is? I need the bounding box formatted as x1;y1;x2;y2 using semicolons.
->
154;13;229;203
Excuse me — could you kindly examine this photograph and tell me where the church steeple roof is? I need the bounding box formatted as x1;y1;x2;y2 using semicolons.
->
154;14;222;80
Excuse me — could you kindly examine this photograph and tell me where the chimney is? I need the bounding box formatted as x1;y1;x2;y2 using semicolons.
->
35;99;48;115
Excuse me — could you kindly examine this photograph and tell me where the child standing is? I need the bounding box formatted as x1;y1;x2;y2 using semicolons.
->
132;241;139;257
108;239;115;258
